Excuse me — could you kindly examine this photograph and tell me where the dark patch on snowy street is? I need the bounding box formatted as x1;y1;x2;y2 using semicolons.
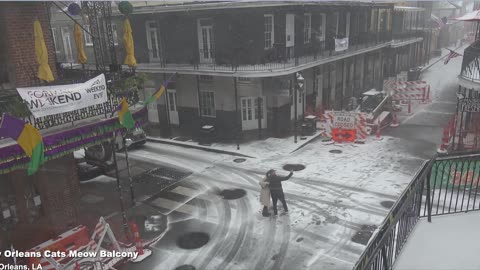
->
283;164;306;171
381;200;395;209
233;158;246;163
329;149;343;154
351;225;378;245
174;265;196;270
218;188;246;200
176;232;210;249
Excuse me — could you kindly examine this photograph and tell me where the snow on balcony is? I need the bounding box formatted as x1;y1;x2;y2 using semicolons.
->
394;211;480;270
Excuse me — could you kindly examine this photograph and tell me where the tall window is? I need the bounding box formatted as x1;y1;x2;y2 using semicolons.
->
111;23;118;45
304;13;311;43
264;14;274;49
51;28;60;53
318;13;326;41
346;12;351;37
199;91;216;117
84;25;93;46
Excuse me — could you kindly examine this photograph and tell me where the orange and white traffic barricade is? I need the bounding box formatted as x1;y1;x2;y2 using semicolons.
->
355;112;368;143
389;80;431;113
27;217;152;270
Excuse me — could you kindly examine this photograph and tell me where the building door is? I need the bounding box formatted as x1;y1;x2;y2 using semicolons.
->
167;89;179;125
146;88;159;124
197;19;215;64
241;97;266;130
286;14;295;58
146;21;161;62
315;75;323;109
61;27;74;62
291;81;306;119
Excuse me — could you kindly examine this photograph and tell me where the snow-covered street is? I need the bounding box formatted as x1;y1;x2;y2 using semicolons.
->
110;47;465;270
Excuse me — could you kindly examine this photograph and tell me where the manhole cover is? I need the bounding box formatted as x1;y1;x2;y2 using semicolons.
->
380;201;395;209
329;149;342;154
283;164;306;171
218;189;246;200
175;265;196;270
351;225;377;245
233;158;246;163
176;232;210;249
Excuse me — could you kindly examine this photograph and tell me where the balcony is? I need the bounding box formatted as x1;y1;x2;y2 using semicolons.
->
460;41;480;83
353;153;480;270
136;32;393;77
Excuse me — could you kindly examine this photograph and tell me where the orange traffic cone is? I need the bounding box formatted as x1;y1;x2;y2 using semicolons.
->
130;222;152;263
437;127;449;154
131;223;144;256
390;113;400;127
374;119;384;141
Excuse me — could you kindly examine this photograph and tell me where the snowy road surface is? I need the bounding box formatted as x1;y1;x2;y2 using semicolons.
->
114;47;462;270
120;138;422;270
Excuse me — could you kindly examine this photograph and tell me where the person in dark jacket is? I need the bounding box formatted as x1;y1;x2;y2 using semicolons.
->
266;169;293;216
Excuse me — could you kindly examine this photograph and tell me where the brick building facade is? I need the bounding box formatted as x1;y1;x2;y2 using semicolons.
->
0;2;80;253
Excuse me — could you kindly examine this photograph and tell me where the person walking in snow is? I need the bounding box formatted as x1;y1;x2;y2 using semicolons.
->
266;169;293;216
259;173;271;217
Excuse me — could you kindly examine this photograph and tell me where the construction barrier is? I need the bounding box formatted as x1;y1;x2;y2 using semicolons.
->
28;225;90;269
323;111;369;142
26;217;150;270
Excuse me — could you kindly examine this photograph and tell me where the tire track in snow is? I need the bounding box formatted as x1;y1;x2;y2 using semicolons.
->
271;215;291;270
218;164;398;200
253;216;277;270
216;197;251;269
193;186;232;270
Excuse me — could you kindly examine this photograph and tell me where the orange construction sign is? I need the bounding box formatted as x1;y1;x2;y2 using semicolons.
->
332;128;356;142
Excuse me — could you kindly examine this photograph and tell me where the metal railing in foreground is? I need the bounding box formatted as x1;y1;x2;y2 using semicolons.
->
353;152;480;270
352;159;432;270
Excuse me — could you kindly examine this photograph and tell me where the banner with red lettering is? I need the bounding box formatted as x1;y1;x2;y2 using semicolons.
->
16;74;107;118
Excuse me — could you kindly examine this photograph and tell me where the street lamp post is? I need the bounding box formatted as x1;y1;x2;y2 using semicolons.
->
294;72;304;144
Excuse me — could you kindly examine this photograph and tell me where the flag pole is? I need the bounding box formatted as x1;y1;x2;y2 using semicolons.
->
122;131;135;206
111;131;130;237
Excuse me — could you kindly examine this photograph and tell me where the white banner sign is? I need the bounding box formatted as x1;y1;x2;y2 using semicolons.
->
335;37;349;52
333;111;356;129
17;74;107;118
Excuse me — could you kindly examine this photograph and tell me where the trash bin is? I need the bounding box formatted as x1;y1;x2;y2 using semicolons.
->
199;125;215;145
301;115;317;136
407;67;421;81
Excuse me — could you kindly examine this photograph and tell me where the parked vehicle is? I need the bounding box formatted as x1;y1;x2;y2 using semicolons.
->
84;127;147;166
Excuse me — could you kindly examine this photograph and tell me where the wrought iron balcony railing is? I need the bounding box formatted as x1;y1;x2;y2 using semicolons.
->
137;33;393;73
460;41;480;82
353;152;480;270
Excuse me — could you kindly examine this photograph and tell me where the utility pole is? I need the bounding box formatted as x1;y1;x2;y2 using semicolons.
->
294;72;305;143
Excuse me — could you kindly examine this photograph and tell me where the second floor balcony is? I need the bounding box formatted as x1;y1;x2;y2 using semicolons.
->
136;31;394;76
460;41;480;83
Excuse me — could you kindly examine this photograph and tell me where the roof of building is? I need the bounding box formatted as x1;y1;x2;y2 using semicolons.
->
120;0;395;15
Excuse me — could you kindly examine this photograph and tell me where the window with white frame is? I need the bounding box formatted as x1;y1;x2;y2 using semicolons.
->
84;25;93;46
51;28;60;53
264;14;274;49
111;23;118;45
304;13;311;43
318;13;326;41
238;77;251;83
199;75;213;82
346;12;350;37
199;91;216;117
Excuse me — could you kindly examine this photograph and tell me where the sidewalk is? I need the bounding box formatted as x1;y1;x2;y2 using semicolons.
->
147;131;328;159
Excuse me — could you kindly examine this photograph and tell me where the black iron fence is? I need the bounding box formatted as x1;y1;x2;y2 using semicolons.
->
353;152;480;270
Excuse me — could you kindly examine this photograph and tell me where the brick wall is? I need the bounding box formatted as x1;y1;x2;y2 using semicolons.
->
0;1;58;87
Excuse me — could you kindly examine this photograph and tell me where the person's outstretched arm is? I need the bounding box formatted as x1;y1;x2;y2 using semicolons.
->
271;171;293;182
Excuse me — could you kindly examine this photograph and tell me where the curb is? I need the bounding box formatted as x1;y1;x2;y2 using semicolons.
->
146;137;255;158
290;132;328;153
